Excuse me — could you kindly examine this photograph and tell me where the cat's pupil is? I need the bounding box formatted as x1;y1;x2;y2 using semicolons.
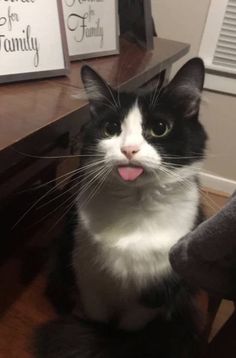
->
151;121;169;137
104;121;120;137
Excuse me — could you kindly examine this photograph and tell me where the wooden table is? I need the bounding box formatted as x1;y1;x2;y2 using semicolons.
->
0;38;189;197
0;37;189;357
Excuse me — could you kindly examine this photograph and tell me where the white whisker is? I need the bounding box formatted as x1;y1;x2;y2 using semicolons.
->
79;167;112;209
12;159;106;228
77;165;110;205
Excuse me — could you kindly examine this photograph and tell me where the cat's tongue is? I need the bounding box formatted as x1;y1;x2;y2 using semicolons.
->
118;166;144;181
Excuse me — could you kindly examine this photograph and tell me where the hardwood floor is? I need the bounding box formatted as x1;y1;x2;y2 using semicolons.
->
0;274;56;358
206;312;236;358
201;187;229;218
0;189;231;357
209;300;234;341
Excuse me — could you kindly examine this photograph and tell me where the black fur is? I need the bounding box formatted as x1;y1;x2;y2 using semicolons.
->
35;309;205;358
80;58;207;169
45;208;77;314
35;58;208;357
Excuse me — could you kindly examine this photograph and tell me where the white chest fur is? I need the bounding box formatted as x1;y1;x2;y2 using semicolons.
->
75;181;199;285
73;180;199;328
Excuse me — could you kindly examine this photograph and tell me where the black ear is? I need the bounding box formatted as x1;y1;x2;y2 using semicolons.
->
81;65;119;113
164;58;205;118
169;58;205;91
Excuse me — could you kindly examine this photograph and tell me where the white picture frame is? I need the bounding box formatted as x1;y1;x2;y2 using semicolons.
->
62;0;119;61
0;0;70;84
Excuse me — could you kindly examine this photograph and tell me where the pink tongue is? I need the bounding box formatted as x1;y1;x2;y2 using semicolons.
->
118;166;144;181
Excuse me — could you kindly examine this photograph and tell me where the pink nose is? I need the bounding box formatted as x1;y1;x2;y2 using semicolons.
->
121;145;140;160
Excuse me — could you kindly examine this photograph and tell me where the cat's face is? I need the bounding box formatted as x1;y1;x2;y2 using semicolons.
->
80;58;207;187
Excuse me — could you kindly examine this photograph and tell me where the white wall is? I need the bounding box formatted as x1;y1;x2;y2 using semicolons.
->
152;0;210;71
151;0;236;189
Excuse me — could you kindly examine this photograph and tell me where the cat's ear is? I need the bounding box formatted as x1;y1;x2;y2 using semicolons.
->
164;58;205;118
81;65;118;114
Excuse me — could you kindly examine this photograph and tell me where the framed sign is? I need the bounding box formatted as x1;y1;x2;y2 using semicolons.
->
119;0;156;50
62;0;119;61
0;0;69;84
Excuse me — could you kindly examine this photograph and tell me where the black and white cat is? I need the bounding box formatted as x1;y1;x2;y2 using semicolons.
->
36;58;208;358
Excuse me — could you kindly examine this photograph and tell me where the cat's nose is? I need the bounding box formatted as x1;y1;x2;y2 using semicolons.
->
121;145;140;160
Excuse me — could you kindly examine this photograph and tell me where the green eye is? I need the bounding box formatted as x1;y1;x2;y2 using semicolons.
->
150;121;172;138
104;121;120;137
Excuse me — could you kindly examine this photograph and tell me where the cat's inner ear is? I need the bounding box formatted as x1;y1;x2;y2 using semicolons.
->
81;65;119;114
163;58;205;118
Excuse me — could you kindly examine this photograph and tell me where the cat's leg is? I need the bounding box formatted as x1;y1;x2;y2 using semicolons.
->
140;275;207;358
74;283;111;324
34;316;111;358
35;314;202;358
73;261;116;324
119;303;161;331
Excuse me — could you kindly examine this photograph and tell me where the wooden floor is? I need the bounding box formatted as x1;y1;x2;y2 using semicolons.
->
0;274;56;358
0;190;231;357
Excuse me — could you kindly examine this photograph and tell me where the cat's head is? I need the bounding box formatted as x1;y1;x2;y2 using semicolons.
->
80;58;207;187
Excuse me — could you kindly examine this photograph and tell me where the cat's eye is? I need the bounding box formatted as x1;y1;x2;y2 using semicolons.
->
150;121;172;138
104;121;120;137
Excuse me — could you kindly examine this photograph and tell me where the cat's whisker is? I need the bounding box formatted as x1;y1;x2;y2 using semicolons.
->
159;150;217;160
84;86;118;113
105;82;120;110
36;181;80;210
26;160;107;192
158;166;195;188
12;159;107;228
11;174;81;230
198;189;220;210
163;163;185;168
37;161;107;209
35;169;104;211
31;187;80;228
159;166;220;211
161;155;205;160
88;80;119;111
161;165;221;212
18;168;81;193
82;164;108;182
150;84;157;108
164;162;220;178
44;160;106;192
117;85;121;108
35;163;107;225
159;167;219;213
190;150;219;159
79;167;112;209
11;147;104;160
150;84;162;109
77;165;111;204
115;46;130;109
98;99;119;113
46;196;79;234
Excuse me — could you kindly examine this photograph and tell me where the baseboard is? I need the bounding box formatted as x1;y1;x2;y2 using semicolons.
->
200;172;236;196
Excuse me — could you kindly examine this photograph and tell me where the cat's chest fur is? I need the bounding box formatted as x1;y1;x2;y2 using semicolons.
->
73;181;199;329
75;181;199;286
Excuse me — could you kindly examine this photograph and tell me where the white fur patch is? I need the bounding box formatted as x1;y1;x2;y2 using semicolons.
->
74;178;199;328
77;181;198;285
121;102;143;147
98;101;162;169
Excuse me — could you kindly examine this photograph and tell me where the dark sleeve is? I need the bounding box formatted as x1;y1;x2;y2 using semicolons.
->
169;191;236;300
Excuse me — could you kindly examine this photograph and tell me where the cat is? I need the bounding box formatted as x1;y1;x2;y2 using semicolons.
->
35;58;208;358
